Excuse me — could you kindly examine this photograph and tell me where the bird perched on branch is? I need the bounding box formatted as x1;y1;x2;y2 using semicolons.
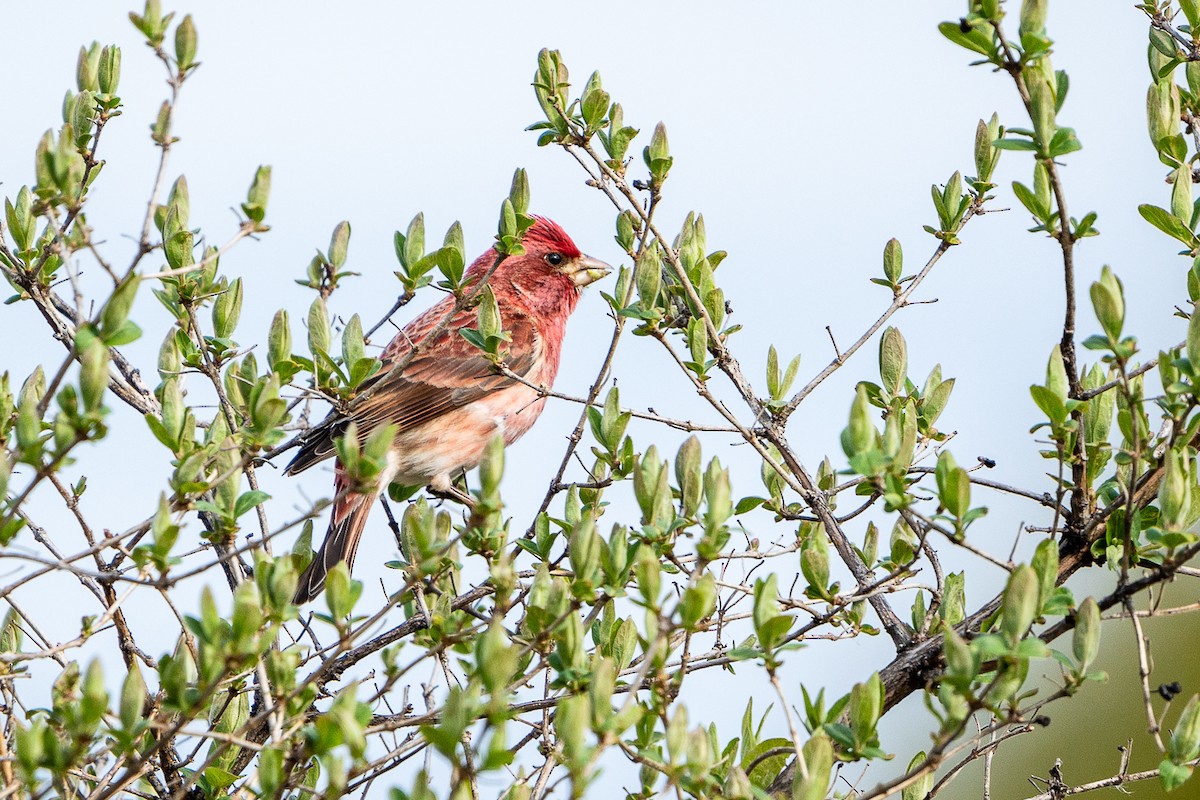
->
284;217;610;603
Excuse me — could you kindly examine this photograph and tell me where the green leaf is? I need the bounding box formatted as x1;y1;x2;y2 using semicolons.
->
1160;759;1193;792
1188;305;1200;370
234;490;270;519
1139;204;1198;247
937;20;994;57
993;137;1039;151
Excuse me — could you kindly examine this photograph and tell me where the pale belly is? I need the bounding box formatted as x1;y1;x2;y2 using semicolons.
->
388;383;547;487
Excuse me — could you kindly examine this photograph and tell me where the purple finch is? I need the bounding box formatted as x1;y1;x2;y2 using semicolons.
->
285;217;609;603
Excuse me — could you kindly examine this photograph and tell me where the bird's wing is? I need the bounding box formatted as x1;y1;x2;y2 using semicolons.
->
283;302;539;476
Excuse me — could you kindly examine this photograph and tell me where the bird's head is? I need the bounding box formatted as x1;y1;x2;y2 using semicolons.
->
474;216;610;319
515;216;611;288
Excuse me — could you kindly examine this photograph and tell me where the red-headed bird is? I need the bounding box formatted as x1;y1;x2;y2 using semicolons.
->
284;217;610;603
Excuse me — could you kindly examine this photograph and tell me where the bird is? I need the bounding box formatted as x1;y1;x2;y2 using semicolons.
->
283;217;610;603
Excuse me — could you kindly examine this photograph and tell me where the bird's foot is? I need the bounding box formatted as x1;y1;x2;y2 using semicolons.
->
427;483;476;509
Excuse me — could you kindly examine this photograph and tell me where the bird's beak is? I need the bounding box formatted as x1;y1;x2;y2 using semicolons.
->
569;254;612;287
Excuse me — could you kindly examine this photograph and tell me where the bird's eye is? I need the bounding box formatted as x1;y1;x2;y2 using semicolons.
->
545;252;564;266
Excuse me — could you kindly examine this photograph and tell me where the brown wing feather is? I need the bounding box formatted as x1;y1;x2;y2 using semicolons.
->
283;300;538;476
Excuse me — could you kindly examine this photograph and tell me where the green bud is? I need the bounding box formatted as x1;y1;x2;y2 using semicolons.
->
101;274;139;342
79;334;110;413
665;705;688;764
242;165;272;223
324;562;361;620
766;344;801;402
800;529;830;598
1046;344;1068;401
476;620;516;693
943;627;975;679
901;751;934;800
71;91;95;148
1159;448;1191;531
940;571;966;626
724;767;754;800
702;459;731;537
268;310;291;371
615;211;636;252
328;220;351;268
1030;537;1058;609
634;544;660;605
509;168;530;216
479;434;504;496
164;229;194;271
34;133;54;198
753;573;790;650
98;45;121;95
569;514;600;587
498;198;518;247
610;616;637;672
119;661;146;732
1001;565;1039;643
151;100;172;144
1169;695;1200;764
1188;305;1200;371
175;14;197;70
849;674;883;746
1147;80;1180;150
580;71;610;134
643;122;672;186
793;735;834;800
308;297;330;357
675;435;702;518
1072;597;1100;673
634;241;662;309
974;113;1002;183
1173;166;1195;223
555;694;590;762
476;285;502;340
212;278;243;340
77;44;100;92
341;313;365;366
128;0;166;44
167;175;190;231
5;186;36;253
861;522;879;566
0;451;11;501
1029;75;1056;148
679;572;716;630
842;383;876;458
1090;266;1125;344
687;317;708;371
1019;0;1047;38
879;326;907;395
882;238;903;285
81;658;108;726
400;213;426;270
231;580;263;652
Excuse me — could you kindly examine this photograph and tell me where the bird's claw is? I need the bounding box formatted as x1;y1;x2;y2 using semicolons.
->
427;484;476;509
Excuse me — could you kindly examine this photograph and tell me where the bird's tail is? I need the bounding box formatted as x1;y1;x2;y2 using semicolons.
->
294;470;374;605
